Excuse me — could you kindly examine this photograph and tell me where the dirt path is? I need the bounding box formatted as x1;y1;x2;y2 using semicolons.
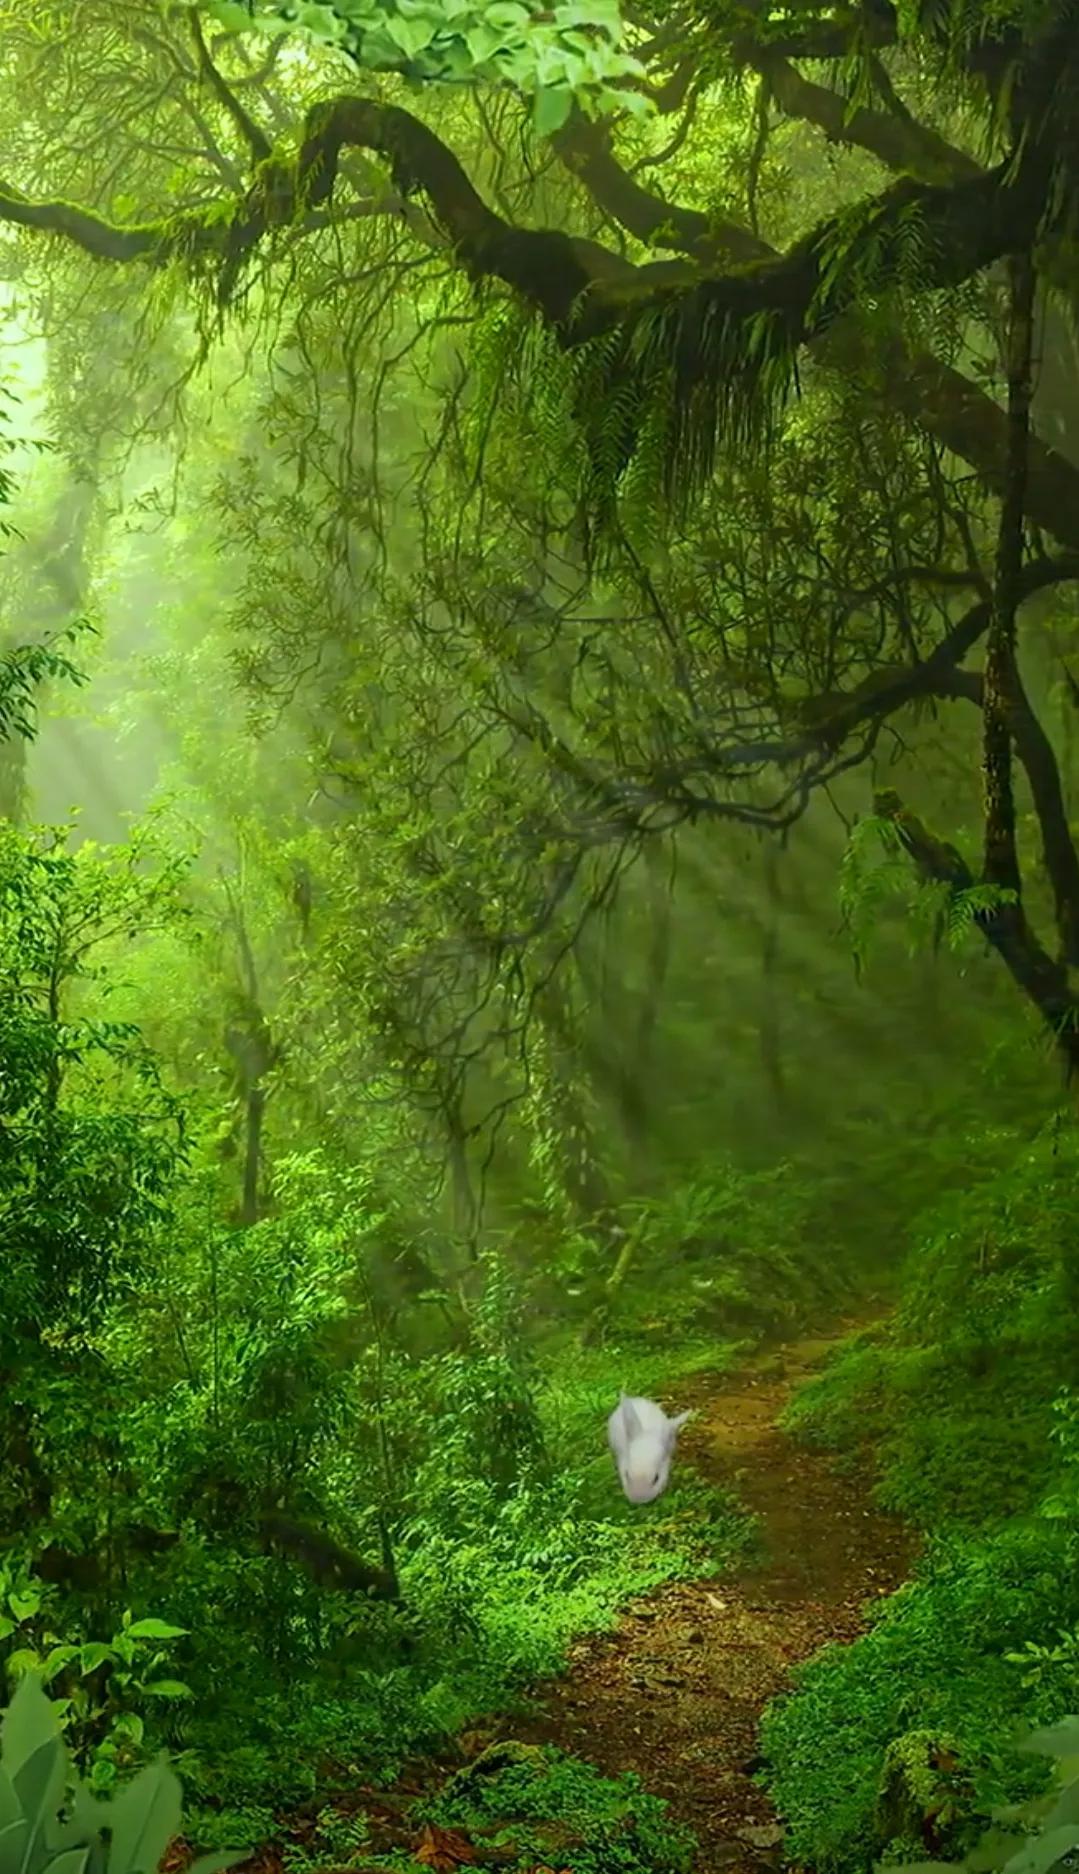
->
505;1320;917;1871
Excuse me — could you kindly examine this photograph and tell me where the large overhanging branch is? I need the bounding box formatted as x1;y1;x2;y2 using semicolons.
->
0;44;1066;346
728;3;900;62
0;7;1073;520
552;111;1079;549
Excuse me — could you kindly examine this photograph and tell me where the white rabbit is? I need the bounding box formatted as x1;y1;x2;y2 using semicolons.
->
607;1391;692;1504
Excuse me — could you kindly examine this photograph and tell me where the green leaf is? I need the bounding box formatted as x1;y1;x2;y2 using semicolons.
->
139;1682;192;1701
185;1854;248;1874
105;1762;182;1874
383;14;434;57
1;1679;66;1872
532;83;573;136
465;23;502;60
1026;1724;1079;1754
77;1648;113;1676
5;1656;42;1683
0;1819;29;1873
45;1851;90;1874
39;1649;78;1690
1001;1826;1079;1874
1046;1777;1079;1829
1022;1721;1079;1759
109;1716;144;1747
0;1769;21;1832
195;1;255;26
121;1623;187;1645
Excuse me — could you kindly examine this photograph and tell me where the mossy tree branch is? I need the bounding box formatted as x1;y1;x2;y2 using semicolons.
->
1;6;1075;525
0;8;1071;341
875;786;1079;1074
747;50;981;185
553;111;1079;549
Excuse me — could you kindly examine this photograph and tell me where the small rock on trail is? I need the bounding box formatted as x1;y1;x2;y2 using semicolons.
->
509;1320;917;1872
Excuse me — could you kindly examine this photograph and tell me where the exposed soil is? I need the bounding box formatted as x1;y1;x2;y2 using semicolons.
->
496;1319;918;1872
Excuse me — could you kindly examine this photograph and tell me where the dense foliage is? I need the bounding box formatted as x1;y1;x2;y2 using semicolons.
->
0;0;1077;1869
761;1118;1079;1868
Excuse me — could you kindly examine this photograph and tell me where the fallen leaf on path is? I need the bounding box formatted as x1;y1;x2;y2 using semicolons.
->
738;1822;784;1848
413;1823;479;1867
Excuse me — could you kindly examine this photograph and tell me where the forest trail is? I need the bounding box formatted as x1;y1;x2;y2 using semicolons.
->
503;1317;917;1871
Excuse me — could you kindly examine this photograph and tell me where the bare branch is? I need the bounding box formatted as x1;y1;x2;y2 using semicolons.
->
751;51;981;185
189;8;272;164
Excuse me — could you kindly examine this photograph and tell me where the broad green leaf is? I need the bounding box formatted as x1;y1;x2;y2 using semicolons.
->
533;83;573;136
1023;1721;1079;1759
77;1648;113;1676
105;1762;182;1874
383;14;433;56
121;1623;187;1644
1047;1777;1079;1828
969;1831;1032;1872
465;24;502;61
1001;1826;1079;1874
186;1854;248;1874
0;1770;21;1832
67;1783;111;1844
0;1819;29;1874
1;1681;66;1862
45;1851;90;1874
139;1682;192;1701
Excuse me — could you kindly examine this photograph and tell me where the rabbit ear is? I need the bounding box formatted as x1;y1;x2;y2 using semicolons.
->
668;1408;693;1434
619;1396;642;1439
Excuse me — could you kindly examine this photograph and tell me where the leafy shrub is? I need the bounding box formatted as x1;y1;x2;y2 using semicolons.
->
761;1521;1079;1872
783;1120;1079;1530
0;1670;241;1874
0;1561;190;1789
547;1157;860;1349
417;1739;695;1874
886;1712;1079;1874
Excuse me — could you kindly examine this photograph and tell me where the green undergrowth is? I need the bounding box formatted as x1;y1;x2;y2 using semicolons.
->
407;1740;696;1874
760;1116;1079;1871
762;1520;1079;1871
209;1740;695;1874
171;1332;753;1851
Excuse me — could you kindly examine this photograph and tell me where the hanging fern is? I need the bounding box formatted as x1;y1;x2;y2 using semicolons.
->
839;815;1021;973
944;880;1020;947
838;814;912;972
